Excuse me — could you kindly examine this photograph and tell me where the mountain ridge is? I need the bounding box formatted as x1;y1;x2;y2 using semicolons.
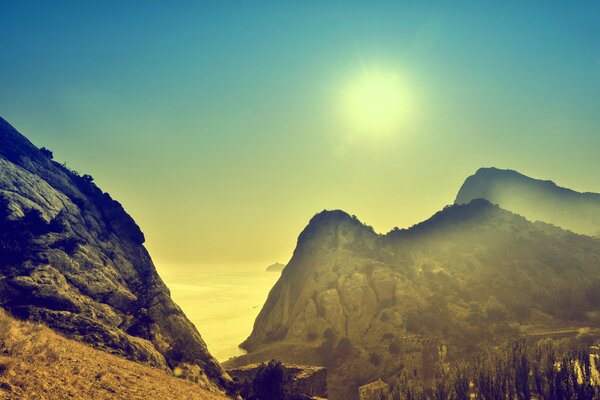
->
455;167;600;237
237;185;600;399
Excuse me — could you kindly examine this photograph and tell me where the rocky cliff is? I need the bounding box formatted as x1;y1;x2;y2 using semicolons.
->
234;199;600;399
0;116;233;396
455;167;600;237
227;362;327;399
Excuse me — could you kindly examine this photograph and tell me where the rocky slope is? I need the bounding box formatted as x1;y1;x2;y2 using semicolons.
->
456;167;600;237
233;199;600;399
0;116;233;396
0;308;230;400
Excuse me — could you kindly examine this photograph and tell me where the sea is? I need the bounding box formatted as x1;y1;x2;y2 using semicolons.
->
157;263;281;362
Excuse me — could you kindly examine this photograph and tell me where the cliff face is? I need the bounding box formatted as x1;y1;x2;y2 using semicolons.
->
236;200;600;400
0;117;233;395
455;167;600;237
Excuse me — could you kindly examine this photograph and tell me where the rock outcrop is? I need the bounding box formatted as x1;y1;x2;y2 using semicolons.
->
227;363;327;399
0;116;233;395
455;167;600;237
266;263;286;273
235;197;600;399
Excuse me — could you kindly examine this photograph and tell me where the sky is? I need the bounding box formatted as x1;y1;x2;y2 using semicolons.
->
1;1;599;268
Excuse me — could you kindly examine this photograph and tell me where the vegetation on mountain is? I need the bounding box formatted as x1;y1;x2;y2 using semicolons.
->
234;199;600;399
384;338;599;400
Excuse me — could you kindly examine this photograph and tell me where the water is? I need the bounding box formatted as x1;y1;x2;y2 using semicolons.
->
157;263;281;361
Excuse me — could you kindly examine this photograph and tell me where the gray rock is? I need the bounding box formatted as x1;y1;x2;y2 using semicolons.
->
0;116;234;396
227;363;327;399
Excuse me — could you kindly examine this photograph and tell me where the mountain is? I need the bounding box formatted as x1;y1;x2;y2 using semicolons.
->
455;167;600;237
0;308;229;400
0;117;233;396
266;263;286;272
230;200;600;400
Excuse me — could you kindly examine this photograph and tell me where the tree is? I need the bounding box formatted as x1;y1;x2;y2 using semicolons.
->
81;174;94;183
252;360;287;400
40;147;53;159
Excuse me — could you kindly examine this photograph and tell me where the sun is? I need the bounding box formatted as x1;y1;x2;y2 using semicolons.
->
341;69;412;135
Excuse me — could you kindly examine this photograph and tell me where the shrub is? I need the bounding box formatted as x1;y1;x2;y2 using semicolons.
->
389;341;401;354
252;360;287;400
81;174;94;183
369;352;381;367
334;337;353;359
0;361;12;376
40;147;53;159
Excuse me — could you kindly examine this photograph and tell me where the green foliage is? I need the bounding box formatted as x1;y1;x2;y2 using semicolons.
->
251;360;287;400
385;338;600;400
39;147;53;159
81;174;94;183
483;296;509;321
369;352;381;366
334;337;353;360
389;341;401;354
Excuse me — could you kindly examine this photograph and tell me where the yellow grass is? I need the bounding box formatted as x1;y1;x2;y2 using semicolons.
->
0;309;230;400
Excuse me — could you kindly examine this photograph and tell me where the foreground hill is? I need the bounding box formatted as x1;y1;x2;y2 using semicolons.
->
456;167;600;237
0;308;228;400
231;200;600;399
0;117;232;395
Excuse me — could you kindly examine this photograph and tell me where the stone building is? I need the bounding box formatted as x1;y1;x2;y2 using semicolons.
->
359;379;390;400
392;336;447;388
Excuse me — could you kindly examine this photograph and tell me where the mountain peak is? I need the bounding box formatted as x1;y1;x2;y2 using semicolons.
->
299;209;375;239
456;167;600;237
309;209;358;226
387;198;516;240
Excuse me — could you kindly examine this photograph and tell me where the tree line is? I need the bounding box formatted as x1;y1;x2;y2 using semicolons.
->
383;338;599;400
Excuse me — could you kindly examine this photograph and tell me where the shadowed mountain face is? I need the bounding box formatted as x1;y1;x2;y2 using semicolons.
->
0;117;233;395
455;167;600;237
233;200;600;400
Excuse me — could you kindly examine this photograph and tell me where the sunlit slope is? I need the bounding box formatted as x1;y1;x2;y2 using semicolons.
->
0;309;228;400
456;167;600;237
235;200;600;399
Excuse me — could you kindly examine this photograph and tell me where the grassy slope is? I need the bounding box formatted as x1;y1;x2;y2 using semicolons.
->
0;309;230;400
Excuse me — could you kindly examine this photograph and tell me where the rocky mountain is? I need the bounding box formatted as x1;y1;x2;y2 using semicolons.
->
455;167;600;237
266;263;286;273
0;117;233;396
231;199;600;399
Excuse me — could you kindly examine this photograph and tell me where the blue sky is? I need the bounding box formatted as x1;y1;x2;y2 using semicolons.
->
1;1;599;265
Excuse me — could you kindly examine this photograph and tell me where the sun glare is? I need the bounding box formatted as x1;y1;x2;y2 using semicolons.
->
341;69;412;135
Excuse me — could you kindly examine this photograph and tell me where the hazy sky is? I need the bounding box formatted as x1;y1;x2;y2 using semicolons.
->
1;2;599;266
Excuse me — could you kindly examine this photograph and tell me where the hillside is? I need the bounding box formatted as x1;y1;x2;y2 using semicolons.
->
0;116;233;395
230;200;600;399
0;308;228;400
455;167;600;237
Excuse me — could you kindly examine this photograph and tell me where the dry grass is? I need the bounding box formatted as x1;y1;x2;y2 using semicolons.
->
0;309;230;400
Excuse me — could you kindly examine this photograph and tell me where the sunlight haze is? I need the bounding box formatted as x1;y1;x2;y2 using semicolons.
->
1;2;599;268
